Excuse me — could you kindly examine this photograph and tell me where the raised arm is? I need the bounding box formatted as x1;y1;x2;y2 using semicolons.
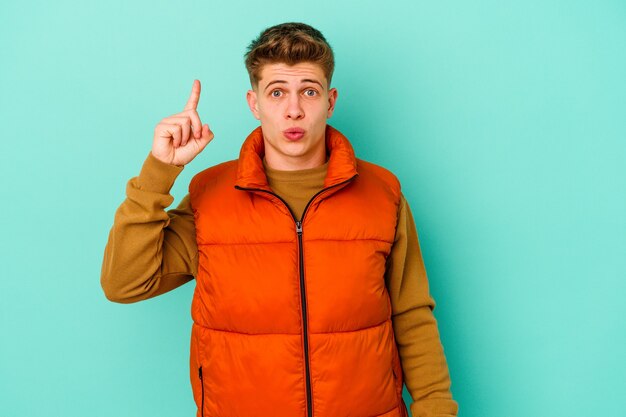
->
100;154;198;303
100;79;215;303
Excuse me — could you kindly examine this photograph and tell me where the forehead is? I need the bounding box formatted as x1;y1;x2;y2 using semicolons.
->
258;62;326;87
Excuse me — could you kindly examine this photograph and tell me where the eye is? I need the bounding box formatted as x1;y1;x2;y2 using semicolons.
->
304;89;317;97
271;90;282;98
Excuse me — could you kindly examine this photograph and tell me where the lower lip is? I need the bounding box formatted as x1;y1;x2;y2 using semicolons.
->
283;131;305;141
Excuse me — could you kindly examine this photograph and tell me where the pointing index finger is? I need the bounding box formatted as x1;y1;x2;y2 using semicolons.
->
184;79;201;110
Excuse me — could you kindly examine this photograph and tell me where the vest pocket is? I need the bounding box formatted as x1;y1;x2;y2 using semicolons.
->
198;366;205;417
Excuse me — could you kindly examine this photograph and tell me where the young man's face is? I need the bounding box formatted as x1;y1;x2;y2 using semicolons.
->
246;62;338;170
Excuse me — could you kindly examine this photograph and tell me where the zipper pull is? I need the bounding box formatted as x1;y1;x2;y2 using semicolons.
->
296;221;303;235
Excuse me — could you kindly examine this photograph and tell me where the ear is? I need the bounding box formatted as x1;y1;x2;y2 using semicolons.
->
326;87;338;118
246;89;260;120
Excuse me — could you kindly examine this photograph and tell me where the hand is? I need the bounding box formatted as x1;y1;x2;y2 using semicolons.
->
151;79;215;166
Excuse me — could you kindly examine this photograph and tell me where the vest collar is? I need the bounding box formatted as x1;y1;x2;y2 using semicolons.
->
235;123;358;192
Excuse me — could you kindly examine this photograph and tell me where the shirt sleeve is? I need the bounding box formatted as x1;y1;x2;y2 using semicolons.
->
100;151;198;303
385;193;459;417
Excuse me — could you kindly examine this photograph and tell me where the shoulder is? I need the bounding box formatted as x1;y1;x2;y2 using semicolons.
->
355;157;402;193
189;159;238;192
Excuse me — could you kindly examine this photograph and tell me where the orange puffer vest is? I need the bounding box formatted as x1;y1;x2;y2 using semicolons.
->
188;124;408;417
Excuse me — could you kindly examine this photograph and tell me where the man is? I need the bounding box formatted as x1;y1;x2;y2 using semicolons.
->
101;22;458;417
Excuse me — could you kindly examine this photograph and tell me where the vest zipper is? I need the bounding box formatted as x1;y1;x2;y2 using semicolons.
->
236;173;357;417
199;366;205;417
295;218;311;417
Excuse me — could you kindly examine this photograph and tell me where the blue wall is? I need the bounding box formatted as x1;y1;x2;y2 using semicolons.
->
1;1;624;416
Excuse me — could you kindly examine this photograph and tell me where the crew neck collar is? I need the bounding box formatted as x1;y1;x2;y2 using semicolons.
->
262;157;329;183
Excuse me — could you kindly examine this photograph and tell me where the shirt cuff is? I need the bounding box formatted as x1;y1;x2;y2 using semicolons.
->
135;151;184;193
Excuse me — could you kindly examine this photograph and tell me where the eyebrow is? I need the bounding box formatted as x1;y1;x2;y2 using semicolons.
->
264;79;324;92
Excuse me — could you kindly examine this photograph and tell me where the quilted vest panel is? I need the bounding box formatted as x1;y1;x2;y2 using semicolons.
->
188;125;408;417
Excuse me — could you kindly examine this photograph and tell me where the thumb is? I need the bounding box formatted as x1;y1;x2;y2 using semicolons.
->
197;124;215;148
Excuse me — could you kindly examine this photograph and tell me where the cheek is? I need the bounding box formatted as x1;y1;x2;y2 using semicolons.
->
259;101;279;116
258;110;280;128
314;104;329;119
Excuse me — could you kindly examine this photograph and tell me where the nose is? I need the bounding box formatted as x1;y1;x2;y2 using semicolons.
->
285;95;304;120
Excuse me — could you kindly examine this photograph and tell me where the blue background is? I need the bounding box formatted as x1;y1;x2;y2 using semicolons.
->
1;1;625;416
